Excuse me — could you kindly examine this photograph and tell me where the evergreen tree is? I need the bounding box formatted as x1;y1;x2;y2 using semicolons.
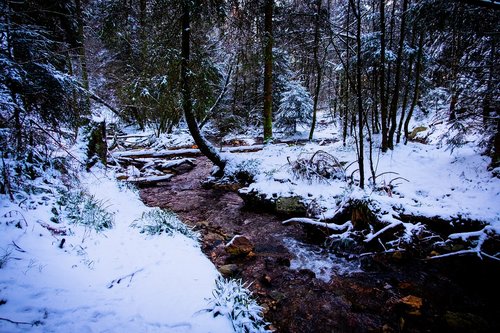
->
0;0;84;157
276;80;313;134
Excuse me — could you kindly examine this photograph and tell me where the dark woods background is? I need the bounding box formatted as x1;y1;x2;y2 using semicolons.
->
0;0;499;190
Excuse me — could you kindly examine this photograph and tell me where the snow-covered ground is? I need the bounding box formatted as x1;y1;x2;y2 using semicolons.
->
0;169;234;333
238;138;499;226
4;105;497;331
228;110;500;252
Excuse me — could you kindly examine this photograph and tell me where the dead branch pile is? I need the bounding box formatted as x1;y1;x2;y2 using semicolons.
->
288;150;346;184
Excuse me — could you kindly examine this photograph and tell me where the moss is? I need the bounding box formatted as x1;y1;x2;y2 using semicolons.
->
86;121;107;170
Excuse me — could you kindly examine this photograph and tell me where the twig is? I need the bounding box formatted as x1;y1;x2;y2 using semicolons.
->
108;268;144;288
0;317;35;326
389;176;409;185
11;241;26;253
200;62;234;129
30;120;86;167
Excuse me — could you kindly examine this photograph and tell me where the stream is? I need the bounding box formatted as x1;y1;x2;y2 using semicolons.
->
140;157;499;333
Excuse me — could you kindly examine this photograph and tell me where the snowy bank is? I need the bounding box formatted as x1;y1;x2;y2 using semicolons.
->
0;169;234;333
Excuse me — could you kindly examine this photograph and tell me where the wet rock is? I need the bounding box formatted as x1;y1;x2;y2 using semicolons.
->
219;264;239;276
239;189;276;212
408;126;427;141
261;274;272;286
211;183;243;191
269;291;286;302
443;311;489;333
397;295;423;316
225;235;254;256
275;196;307;216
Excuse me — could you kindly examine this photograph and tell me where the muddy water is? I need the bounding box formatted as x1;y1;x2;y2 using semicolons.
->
140;157;499;333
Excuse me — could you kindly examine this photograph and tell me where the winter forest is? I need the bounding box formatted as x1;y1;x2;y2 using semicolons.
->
1;0;499;332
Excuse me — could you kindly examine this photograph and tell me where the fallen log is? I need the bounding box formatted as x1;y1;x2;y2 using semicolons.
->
125;174;173;185
283;217;352;233
112;145;265;159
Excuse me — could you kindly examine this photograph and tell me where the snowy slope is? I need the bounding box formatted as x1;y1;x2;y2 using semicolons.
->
0;170;233;333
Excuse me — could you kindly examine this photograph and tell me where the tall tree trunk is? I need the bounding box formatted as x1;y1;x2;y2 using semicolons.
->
397;27;416;144
404;31;424;144
343;6;351;147
263;0;273;142
493;119;500;168
379;0;388;152
483;37;495;126
75;0;90;123
139;0;147;59
309;0;322;140
350;0;365;188
387;0;408;149
448;3;462;122
181;2;226;171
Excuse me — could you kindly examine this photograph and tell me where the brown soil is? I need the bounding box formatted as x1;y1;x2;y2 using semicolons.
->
140;157;500;333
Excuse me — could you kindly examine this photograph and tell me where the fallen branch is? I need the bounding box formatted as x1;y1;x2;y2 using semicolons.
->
37;221;67;236
125;174;173;185
0;317;36;326
283;217;352;232
30;120;87;167
108;268;144;288
427;249;500;261
156;158;196;171
364;221;404;243
113;145;264;159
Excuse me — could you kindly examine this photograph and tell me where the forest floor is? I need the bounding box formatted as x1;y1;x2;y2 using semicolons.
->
141;156;500;333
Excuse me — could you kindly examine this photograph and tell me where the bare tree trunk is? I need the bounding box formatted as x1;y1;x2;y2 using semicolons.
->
350;0;365;188
404;31;424;143
483;37;495;126
75;0;90;125
379;0;388;152
309;0;322;140
493;119;500;168
263;0;273;142
387;0;408;150
397;26;416;144
181;2;226;171
343;6;351;147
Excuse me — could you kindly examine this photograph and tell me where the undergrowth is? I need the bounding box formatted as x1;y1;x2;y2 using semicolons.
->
55;190;114;232
131;208;199;240
208;276;270;333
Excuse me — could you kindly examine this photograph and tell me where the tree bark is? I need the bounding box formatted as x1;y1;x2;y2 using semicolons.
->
350;0;365;188
181;2;226;171
75;0;90;128
387;0;408;149
309;0;322;140
263;0;273;142
404;32;424;143
380;0;388;152
483;37;494;126
397;27;416;144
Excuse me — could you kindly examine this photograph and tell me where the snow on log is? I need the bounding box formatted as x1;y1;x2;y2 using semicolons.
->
125;174;173;185
158;158;196;170
364;221;403;243
112;145;265;159
283;217;352;232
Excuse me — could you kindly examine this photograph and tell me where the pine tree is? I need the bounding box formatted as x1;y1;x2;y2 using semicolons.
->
276;80;313;134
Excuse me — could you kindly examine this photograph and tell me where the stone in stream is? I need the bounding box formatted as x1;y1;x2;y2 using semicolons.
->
219;264;239;276
275;196;307;216
397;295;423;316
225;235;254;256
